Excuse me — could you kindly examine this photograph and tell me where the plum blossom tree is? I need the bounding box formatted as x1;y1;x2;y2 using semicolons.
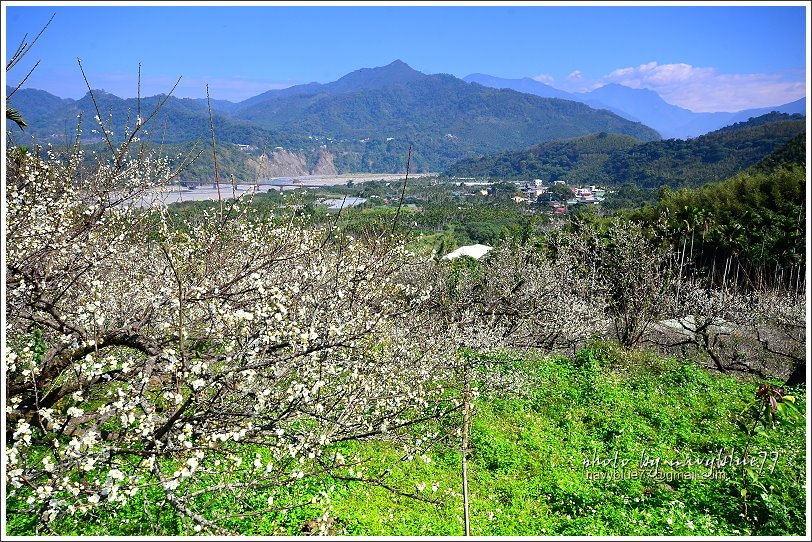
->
4;139;453;533
652;278;806;382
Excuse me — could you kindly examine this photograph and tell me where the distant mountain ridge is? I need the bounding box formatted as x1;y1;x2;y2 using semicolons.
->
463;73;806;139
463;73;574;101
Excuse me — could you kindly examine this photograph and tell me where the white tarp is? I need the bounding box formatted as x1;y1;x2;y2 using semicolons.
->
442;244;493;261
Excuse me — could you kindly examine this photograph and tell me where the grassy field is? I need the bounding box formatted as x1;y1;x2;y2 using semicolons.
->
6;343;806;536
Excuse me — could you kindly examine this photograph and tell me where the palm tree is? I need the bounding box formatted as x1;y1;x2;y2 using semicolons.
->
6;107;27;129
682;205;702;260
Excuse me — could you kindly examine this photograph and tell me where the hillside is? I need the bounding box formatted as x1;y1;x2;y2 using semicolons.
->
444;132;641;185
5;86;74;125
8;98;806;538
605;114;805;189
443;113;805;189
68;140;340;185
751;132;806;173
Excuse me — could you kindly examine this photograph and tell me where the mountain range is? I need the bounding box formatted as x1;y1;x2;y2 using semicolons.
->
8;61;663;174
6;60;806;178
463;73;806;140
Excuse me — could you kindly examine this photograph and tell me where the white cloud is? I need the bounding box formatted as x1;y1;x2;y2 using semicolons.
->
551;69;598;93
542;62;804;112
532;73;555;85
606;66;636;79
598;61;805;112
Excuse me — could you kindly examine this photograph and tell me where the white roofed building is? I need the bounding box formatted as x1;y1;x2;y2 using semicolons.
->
442;244;494;261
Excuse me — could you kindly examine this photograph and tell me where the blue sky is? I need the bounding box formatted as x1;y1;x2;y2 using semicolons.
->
3;2;808;112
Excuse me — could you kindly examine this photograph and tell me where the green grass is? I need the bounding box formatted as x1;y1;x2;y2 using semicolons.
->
6;344;806;536
329;346;806;536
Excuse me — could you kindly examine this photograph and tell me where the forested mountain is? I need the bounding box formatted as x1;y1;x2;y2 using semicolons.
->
227;61;660;169
464;74;806;139
444;113;806;189
9;61;804;176
606;114;805;188
579;85;805;139
192;97;242;113
4;86;74;124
